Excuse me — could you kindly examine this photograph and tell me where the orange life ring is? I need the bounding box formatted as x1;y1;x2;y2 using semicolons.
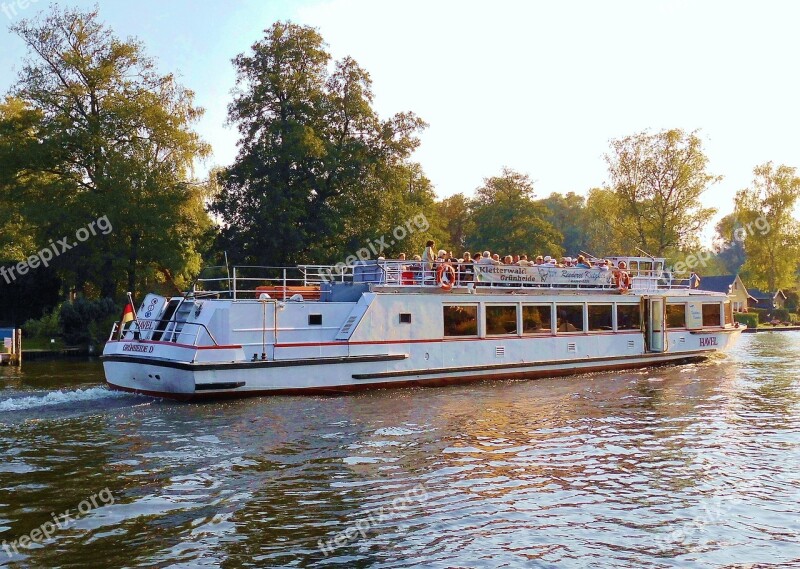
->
436;264;456;290
616;270;631;291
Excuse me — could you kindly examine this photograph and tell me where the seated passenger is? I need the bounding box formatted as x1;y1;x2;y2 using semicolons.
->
492;253;502;264
534;255;544;265
575;255;590;269
518;254;531;267
504;255;513;265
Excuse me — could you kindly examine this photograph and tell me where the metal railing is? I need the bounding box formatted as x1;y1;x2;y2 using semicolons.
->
109;319;220;346
188;261;692;298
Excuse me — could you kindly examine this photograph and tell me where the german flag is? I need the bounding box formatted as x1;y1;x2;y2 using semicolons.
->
118;302;136;339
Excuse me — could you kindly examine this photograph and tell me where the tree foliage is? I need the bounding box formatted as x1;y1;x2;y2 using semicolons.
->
735;162;800;291
212;21;429;266
9;6;211;299
605;129;719;256
466;168;562;257
538;192;592;256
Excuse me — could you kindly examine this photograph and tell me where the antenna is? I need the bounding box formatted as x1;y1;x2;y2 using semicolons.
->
636;247;655;259
579;250;597;260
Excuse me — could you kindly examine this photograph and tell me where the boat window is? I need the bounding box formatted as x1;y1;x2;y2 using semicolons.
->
399;313;411;324
629;261;639;274
617;304;640;330
486;305;518;335
522;305;552;334
309;314;322;326
556;304;583;333
724;301;733;325
666;304;686;328
588;304;613;331
443;305;478;337
702;303;721;327
640;261;653;273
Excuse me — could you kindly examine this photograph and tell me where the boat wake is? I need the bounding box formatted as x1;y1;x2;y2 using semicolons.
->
0;386;132;412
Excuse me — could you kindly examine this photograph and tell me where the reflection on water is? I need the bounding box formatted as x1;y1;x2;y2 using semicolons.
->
1;335;800;568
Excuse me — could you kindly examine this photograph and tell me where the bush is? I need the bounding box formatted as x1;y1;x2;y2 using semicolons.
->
23;307;62;338
59;297;118;346
772;308;791;322
734;313;758;328
749;308;769;324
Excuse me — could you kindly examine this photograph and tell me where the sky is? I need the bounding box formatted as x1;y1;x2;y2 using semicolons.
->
1;0;799;241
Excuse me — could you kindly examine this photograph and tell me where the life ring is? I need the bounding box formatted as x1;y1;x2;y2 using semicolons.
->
436;264;456;290
616;270;631;291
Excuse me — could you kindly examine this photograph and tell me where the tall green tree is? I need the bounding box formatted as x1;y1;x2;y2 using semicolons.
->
712;212;747;274
605;129;719;256
466;168;562;257
538;191;591;256
734;162;800;291
212;21;428;266
0;97;42;260
434;193;473;254
10;6;211;298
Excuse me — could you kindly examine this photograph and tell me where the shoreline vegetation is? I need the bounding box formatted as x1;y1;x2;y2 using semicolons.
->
2;6;800;351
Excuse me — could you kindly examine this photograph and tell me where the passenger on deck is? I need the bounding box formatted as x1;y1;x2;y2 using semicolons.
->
422;240;435;278
575;255;590;269
518;254;531;267
534;255;544;265
542;256;556;267
477;251;494;265
460;252;474;282
504;255;513;265
492;253;501;264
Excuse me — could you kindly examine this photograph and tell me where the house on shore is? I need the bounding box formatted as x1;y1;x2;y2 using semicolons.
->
748;288;787;311
700;275;752;312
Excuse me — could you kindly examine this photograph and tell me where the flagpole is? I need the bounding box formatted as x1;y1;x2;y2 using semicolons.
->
127;291;141;337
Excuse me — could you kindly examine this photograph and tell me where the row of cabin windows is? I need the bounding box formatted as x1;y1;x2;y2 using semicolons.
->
443;301;731;337
443;303;642;337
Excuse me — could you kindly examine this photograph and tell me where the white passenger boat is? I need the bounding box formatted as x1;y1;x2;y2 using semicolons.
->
102;257;744;400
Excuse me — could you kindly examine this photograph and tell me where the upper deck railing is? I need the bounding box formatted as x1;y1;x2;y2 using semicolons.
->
190;260;693;300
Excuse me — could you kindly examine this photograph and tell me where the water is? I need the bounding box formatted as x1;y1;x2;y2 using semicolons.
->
1;334;799;568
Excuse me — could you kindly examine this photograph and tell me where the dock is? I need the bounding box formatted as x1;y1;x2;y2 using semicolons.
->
0;328;22;366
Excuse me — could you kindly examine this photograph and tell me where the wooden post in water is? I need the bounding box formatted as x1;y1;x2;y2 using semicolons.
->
13;328;21;365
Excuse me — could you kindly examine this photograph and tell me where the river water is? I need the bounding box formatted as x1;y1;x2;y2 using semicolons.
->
1;333;799;568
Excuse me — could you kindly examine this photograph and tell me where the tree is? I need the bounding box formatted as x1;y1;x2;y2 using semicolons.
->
10;6;211;299
0;97;42;260
734;162;800;291
466;168;562;256
538;192;591;255
434;193;473;254
581;187;639;257
212;22;428;266
605;129;719;256
712;213;747;274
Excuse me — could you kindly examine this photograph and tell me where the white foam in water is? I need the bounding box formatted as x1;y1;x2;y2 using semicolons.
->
0;387;130;412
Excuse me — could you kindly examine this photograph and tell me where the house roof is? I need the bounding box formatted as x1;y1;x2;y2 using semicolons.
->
698;275;737;294
748;288;773;300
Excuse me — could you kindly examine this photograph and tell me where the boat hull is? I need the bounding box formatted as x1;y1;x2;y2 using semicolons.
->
103;340;734;401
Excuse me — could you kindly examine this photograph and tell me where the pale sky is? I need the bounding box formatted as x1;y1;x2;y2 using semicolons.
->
2;0;798;239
